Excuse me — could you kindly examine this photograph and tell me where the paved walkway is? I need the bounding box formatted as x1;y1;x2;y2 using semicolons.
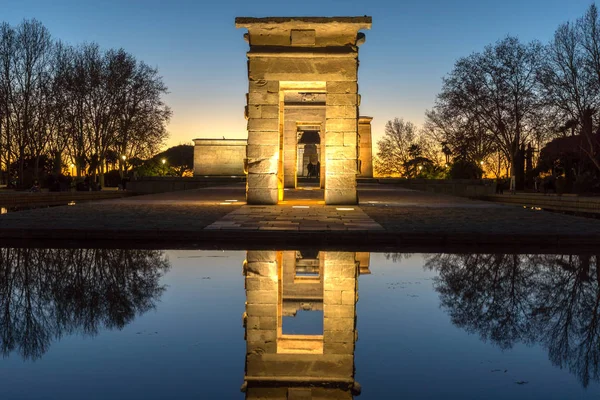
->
1;183;600;250
206;204;383;231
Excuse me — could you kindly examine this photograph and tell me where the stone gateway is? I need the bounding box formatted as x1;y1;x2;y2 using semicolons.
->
236;16;372;204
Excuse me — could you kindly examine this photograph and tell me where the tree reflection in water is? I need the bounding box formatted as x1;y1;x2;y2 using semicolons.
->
424;253;600;388
0;248;170;361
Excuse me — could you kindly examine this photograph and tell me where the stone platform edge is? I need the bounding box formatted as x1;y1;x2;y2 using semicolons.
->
1;228;600;253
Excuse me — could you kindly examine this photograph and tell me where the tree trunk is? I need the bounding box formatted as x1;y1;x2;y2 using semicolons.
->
99;160;105;188
34;154;40;182
18;146;24;188
5;113;10;187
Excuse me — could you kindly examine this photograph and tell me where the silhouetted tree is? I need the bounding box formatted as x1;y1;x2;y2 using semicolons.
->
0;248;169;360
427;37;544;184
375;118;417;177
425;253;600;388
0;19;171;188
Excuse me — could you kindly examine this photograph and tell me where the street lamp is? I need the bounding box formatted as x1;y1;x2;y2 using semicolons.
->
70;163;75;176
120;155;127;179
161;158;167;176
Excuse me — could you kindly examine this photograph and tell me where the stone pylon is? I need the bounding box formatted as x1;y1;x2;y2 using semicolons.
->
236;17;372;204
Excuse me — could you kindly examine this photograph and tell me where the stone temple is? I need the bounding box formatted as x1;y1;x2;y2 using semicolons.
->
194;16;372;205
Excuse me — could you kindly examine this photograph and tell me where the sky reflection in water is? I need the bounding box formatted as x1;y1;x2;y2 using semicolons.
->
0;249;598;399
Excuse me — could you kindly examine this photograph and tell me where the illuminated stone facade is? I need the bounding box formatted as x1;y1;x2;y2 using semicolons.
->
236;17;372;204
193;139;247;176
241;250;370;398
192;118;372;180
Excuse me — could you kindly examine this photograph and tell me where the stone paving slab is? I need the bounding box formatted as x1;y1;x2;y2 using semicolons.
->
205;205;383;231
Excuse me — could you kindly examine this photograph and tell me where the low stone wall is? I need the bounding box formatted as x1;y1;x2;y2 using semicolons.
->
377;178;497;198
484;193;600;215
0;191;130;207
127;177;245;195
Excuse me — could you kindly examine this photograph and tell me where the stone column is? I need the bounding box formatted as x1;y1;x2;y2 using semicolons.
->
322;252;357;373
246;81;281;204
283;108;299;188
325;82;359;204
243;251;279;358
358;116;373;178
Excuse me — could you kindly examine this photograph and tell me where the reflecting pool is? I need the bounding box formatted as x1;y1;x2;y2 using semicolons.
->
0;249;599;399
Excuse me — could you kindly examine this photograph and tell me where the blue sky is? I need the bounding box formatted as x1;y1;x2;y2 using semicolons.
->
2;0;593;148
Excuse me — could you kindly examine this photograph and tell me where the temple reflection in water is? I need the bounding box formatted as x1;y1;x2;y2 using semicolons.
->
1;248;600;398
242;250;370;399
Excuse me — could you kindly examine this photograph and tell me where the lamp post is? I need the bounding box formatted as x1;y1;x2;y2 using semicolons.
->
161;158;167;176
70;163;75;176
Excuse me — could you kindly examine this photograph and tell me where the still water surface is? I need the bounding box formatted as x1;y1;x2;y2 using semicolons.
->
0;249;599;399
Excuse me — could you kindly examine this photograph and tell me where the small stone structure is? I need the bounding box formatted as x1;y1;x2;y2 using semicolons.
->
236;16;372;204
193;139;247;176
358;116;373;178
242;250;370;398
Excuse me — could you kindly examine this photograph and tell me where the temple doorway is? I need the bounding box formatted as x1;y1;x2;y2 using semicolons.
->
297;129;321;188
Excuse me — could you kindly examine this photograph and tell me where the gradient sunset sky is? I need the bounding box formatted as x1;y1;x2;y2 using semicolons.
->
3;0;593;149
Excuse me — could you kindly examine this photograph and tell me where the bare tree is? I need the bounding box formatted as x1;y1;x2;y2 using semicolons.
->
0;22;15;185
374;117;417;176
11;19;52;185
428;37;543;185
577;5;600;172
538;15;600;173
115;59;171;177
0;18;171;187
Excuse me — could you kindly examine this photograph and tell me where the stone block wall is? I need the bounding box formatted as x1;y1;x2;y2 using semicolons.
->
325;82;359;204
193;139;247;176
246;81;282;204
